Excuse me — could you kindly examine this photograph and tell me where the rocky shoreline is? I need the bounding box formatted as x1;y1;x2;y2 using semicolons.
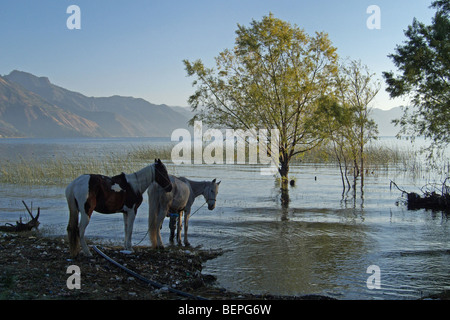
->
0;231;335;300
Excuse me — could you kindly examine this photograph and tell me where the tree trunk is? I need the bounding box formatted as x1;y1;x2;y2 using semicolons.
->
360;134;365;189
279;157;290;208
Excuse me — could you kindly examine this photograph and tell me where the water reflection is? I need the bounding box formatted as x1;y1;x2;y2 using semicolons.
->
202;206;372;297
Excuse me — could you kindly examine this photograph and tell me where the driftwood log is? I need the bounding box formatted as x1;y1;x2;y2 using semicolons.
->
390;179;450;213
0;201;40;232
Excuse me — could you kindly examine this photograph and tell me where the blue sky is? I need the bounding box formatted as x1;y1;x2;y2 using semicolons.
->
0;0;435;110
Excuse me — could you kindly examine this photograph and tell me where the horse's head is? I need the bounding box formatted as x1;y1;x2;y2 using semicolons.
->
204;178;221;210
154;159;172;192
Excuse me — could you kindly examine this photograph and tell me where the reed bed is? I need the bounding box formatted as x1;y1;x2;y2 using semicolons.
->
0;143;179;186
0;142;441;186
128;142;416;167
294;143;414;167
127;145;174;162
0;154;139;186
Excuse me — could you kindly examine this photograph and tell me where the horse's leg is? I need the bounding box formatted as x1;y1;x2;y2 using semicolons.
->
171;211;183;245
184;209;190;247
155;208;165;249
66;187;81;258
122;208;136;251
177;212;183;246
79;210;92;256
169;215;176;243
149;210;158;249
148;186;162;249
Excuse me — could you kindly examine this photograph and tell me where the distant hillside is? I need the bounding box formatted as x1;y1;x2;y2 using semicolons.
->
0;76;104;138
371;106;404;137
0;70;404;139
0;70;191;138
169;105;404;137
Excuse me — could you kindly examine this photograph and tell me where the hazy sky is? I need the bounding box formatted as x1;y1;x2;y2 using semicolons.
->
0;0;435;110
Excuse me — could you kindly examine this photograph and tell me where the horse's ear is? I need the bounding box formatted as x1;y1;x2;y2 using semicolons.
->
212;178;216;183
155;159;157;163
217;180;221;185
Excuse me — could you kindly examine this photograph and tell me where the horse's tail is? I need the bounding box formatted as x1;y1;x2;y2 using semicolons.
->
65;182;80;258
148;182;161;248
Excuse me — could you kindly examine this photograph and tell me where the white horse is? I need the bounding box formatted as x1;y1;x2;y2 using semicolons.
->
65;159;172;257
148;175;220;248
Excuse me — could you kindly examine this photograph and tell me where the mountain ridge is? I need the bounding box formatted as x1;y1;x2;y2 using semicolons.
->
0;70;191;138
0;73;104;138
0;70;402;138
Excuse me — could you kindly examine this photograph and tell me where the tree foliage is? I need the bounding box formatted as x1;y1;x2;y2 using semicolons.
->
383;0;450;155
184;14;339;184
335;60;379;187
315;60;379;191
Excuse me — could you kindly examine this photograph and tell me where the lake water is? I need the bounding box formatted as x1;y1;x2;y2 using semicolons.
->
0;137;449;299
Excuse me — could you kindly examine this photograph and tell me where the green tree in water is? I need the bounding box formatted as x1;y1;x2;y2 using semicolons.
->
184;14;339;205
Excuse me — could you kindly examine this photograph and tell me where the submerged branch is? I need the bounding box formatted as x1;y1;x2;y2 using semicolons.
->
390;180;408;195
390;178;450;213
